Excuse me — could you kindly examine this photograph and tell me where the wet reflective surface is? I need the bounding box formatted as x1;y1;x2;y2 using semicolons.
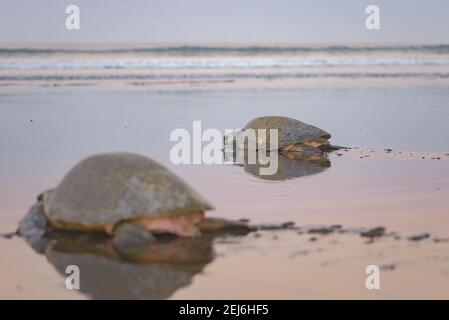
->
224;150;330;181
23;230;218;299
1;85;449;299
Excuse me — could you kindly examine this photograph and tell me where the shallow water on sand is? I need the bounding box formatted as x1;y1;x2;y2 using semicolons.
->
1;84;449;299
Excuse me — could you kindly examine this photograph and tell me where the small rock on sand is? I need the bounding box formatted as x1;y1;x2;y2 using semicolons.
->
258;221;296;231
380;264;396;271
308;228;333;235
281;221;295;229
1;231;18;239
360;227;386;239
308;225;341;235
408;233;430;241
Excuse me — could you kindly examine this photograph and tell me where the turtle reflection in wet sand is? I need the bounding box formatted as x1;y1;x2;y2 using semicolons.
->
18;152;254;255
225;150;331;181
29;230;217;299
223;116;339;179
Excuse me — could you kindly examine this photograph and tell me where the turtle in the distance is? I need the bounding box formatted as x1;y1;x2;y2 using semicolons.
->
19;153;253;252
224;116;341;154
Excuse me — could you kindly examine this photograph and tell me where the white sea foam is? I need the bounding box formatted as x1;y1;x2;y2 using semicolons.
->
1;45;449;82
2;58;449;70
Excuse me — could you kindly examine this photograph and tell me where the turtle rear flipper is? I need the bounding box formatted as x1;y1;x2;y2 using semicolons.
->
18;202;49;253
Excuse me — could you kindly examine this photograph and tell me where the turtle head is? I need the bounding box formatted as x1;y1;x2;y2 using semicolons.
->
37;189;55;216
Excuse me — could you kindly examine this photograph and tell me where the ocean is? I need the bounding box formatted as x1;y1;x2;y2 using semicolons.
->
1;45;449;83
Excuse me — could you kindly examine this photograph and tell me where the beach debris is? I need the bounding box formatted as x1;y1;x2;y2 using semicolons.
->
331;224;343;230
408;233;431;241
308;228;333;235
223;116;341;153
360;226;386;239
380;264;396;271
290;250;309;258
308;225;341;235
0;230;19;239
257;221;296;231
281;221;296;228
18;153;254;252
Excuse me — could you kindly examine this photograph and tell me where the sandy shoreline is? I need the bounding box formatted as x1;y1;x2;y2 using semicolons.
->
1;82;449;299
1;148;449;299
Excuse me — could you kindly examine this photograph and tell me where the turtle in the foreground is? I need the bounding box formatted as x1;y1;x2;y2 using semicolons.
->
224;116;341;155
19;152;253;252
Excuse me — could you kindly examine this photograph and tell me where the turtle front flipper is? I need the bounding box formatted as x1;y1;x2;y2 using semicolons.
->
112;221;156;252
319;143;344;152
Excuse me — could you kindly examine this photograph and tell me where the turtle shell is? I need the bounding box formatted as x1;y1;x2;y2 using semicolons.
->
44;153;213;231
242;116;331;150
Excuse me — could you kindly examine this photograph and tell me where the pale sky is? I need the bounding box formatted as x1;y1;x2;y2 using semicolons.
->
0;0;448;44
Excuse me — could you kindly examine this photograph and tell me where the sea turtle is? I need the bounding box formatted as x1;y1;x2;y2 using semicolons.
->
224;116;340;154
19;152;253;251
